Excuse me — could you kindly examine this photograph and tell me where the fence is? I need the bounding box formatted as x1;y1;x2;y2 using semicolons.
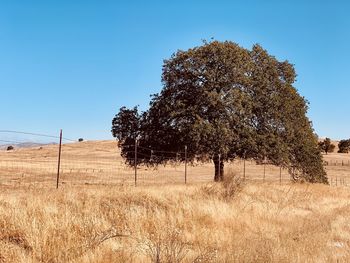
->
0;130;349;188
324;160;350;166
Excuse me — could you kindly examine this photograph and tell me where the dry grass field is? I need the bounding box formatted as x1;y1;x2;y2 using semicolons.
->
2;140;349;187
1;141;350;262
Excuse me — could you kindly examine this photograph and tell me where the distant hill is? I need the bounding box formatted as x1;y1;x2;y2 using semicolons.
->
0;142;57;150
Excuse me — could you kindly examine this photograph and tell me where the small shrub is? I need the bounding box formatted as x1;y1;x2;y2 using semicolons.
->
139;225;189;263
221;171;243;199
200;171;244;200
78;138;84;142
0;218;32;252
6;146;14;151
200;184;221;198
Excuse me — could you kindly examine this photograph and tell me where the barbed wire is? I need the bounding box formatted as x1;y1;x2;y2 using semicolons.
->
0;139;27;144
0;130;76;142
2;130;346;187
117;144;186;155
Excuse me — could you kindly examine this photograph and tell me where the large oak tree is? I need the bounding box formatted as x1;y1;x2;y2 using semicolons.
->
112;41;328;184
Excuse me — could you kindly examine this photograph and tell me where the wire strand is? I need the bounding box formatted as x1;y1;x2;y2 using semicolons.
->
0;130;76;142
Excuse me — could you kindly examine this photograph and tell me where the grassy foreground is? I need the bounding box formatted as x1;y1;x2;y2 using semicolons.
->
1;180;350;262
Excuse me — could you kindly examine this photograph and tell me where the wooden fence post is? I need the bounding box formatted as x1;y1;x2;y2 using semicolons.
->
56;129;62;189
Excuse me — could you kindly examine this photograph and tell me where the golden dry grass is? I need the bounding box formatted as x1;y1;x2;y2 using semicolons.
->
1;180;350;262
1;141;350;262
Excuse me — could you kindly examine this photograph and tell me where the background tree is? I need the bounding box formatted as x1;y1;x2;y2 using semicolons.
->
318;138;335;154
112;40;328;183
111;106;145;163
338;139;350;153
6;146;14;151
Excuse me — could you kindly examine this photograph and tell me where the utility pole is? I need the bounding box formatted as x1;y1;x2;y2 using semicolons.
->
243;152;246;181
56;129;62;189
279;166;282;184
263;157;266;182
134;139;138;187
218;154;221;180
184;145;187;184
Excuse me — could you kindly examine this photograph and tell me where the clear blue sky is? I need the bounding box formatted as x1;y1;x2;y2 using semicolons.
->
0;0;349;142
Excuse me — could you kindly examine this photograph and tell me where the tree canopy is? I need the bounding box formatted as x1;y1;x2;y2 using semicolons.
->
112;40;327;184
318;138;335;154
338;139;350;153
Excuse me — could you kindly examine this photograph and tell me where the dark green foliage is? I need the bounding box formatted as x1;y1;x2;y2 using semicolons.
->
111;106;145;164
318;138;335;154
111;40;327;184
6;146;14;151
338;139;350;153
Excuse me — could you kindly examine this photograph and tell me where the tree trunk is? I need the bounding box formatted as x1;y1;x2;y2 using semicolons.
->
213;154;224;182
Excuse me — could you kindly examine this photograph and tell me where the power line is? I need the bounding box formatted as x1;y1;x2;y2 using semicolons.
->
0;130;76;142
0;139;25;144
